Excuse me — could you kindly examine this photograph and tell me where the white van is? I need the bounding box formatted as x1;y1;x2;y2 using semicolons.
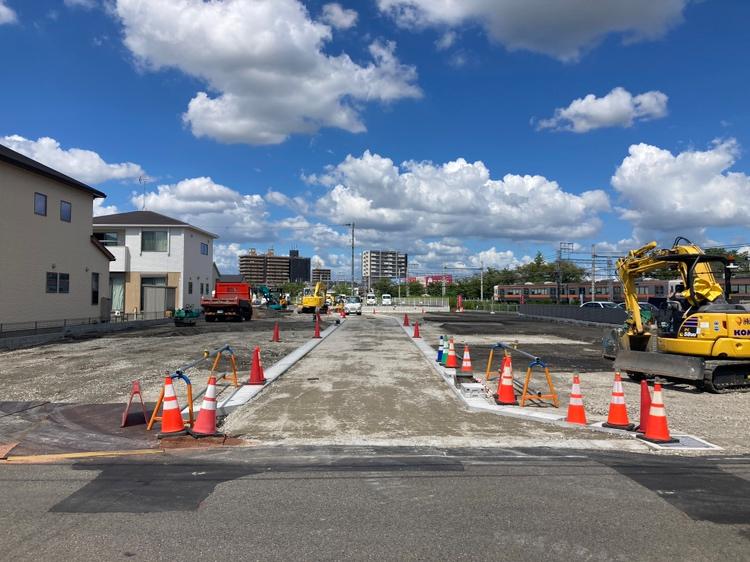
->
366;292;377;305
381;294;392;306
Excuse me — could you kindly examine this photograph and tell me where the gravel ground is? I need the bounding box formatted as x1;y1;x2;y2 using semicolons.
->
418;311;750;454
0;309;329;406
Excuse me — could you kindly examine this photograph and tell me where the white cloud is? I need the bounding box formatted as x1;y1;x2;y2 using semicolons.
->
377;0;686;61
213;242;245;273
537;87;668;132
133;177;271;242
0;1;17;25
265;190;310;214
1;134;145;184
93;198;119;217
612;139;750;233
311;150;610;241
115;0;420;145
64;0;97;9
435;31;456;51
320;3;357;30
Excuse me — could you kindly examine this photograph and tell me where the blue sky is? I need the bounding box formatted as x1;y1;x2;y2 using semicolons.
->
2;0;750;276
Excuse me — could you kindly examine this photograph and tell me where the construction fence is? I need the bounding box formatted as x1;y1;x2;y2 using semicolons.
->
0;311;170;338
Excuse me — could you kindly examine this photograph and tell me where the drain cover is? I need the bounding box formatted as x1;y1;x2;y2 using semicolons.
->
641;434;722;451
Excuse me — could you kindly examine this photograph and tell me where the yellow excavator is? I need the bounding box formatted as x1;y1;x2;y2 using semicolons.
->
300;281;328;313
603;237;750;392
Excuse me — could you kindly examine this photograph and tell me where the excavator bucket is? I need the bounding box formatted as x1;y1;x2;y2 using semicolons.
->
614;350;704;382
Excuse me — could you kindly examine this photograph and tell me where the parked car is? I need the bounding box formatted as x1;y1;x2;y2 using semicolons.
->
579;301;618;309
344;296;363;315
366;293;377;305
381;293;392;306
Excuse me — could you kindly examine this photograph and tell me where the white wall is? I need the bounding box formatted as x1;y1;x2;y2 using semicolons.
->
0;161;111;324
182;228;214;308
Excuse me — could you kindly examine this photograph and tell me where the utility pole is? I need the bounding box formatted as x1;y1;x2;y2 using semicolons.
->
343;222;355;296
480;260;484;301
442;265;446;297
591;244;596;302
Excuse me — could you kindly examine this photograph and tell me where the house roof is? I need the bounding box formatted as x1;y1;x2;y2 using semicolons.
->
93;210;218;238
218;274;245;283
90;235;115;261
0;143;106;198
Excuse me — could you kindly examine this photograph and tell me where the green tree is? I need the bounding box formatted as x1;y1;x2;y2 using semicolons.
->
406;280;424;296
280;281;304;298
372;278;395;295
425;281;443;296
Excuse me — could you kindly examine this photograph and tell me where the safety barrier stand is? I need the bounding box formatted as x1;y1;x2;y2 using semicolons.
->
205;345;240;387
147;370;194;431
489;342;559;408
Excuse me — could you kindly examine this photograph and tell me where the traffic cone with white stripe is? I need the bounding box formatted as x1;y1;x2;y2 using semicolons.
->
248;346;266;385
189;375;222;437
602;372;634;430
460;345;473;373
157;377;188;438
636;380;651;433
445;337;458;368
271;321;281;342
566;374;587;425
436;335;444;362
494;355;517;405
637;383;678;444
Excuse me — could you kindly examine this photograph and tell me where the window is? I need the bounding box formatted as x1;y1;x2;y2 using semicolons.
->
46;272;69;294
188;281;193;295
58;273;69;293
200;242;209;255
60;201;72;222
94;232;119;246
91;272;99;305
34;193;47;216
141;230;168;252
199;282;204;295
46;272;58;293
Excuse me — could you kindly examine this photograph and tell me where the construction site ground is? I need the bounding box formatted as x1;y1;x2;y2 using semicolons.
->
0;309;748;456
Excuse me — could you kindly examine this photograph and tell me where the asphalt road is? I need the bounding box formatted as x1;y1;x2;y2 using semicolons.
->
1;446;748;560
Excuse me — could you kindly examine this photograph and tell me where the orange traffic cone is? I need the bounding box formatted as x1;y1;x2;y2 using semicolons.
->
566;374;587;425
460;345;473;373
494;355;517;405
248;346;266;385
313;316;321;338
636;379;651;433
445;337;458;368
189;376;222;437
413;322;421;338
403;313;410;326
638;383;678;444
603;372;634;430
157;377;188;438
271;321;281;342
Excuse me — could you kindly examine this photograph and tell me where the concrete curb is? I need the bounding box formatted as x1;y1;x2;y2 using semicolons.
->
211;321;341;417
398;320;654;446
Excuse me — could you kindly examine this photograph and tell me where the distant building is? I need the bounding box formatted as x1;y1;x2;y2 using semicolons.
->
93;211;217;315
289;249;311;283
0;144;114;324
312;268;332;283
407;274;453;286
239;248;312;287
362;250;407;289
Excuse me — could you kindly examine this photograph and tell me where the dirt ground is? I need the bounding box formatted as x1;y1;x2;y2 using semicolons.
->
418;311;750;454
0;309;330;406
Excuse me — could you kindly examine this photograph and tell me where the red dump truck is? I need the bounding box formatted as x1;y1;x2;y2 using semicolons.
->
200;282;253;322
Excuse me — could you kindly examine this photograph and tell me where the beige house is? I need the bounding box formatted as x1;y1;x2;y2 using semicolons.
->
0;144;114;325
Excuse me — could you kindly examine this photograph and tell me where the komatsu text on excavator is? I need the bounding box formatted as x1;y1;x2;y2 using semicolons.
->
603;237;750;392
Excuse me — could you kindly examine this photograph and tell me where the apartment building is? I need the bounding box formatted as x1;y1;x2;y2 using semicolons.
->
93;211;217;315
362;250;408;289
312;268;332;283
239;249;311;287
0;144;114;324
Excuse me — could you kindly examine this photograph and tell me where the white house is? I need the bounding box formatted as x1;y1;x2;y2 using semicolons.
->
92;211;217;315
0;144;114;325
